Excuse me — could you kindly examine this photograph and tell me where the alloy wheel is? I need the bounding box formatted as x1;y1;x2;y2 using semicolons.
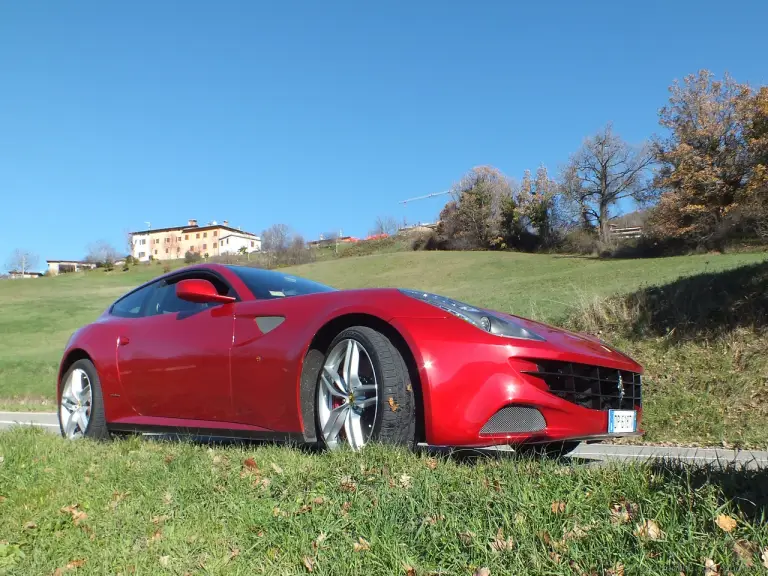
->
60;368;93;439
317;338;378;450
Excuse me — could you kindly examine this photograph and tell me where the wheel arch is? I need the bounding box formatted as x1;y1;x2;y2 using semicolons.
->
57;348;93;396
298;313;425;444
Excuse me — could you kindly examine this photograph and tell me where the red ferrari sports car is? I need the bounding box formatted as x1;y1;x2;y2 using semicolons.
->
56;263;643;454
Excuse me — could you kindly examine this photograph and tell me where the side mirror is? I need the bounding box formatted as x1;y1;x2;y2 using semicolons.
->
176;279;236;304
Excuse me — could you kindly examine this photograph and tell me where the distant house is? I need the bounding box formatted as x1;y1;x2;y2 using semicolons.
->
129;218;261;262
8;270;44;279
46;260;98;275
607;210;649;239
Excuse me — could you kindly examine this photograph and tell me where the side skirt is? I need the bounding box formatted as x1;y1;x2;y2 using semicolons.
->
108;417;306;444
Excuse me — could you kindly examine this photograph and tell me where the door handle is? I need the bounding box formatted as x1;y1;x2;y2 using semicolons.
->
118;335;130;346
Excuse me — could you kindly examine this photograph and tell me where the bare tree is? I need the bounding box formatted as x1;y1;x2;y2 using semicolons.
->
563;124;655;241
261;224;291;253
5;249;39;274
369;215;398;236
85;240;120;265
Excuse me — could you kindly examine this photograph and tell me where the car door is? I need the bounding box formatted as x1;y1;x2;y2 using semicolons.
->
116;271;237;423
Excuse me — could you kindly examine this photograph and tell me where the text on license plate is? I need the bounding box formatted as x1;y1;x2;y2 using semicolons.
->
608;410;637;434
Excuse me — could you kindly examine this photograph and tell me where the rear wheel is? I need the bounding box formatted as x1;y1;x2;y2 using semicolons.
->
316;326;415;451
58;359;110;441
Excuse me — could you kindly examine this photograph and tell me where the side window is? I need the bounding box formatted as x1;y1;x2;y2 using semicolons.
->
111;285;153;318
143;275;235;317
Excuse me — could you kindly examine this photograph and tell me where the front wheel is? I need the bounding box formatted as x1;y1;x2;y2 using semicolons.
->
58;359;110;441
315;326;415;451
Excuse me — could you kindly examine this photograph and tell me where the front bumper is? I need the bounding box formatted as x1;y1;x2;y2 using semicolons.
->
390;317;644;448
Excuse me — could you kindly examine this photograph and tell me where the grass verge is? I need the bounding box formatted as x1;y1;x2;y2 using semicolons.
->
1;428;767;575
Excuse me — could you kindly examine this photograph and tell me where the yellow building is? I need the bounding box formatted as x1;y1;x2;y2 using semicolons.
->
130;219;261;262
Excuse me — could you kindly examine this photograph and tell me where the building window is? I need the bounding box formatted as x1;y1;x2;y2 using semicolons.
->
185;234;189;240
196;233;200;239
139;252;145;258
213;231;217;237
165;249;169;254
203;244;207;250
203;232;207;238
154;250;158;255
141;239;146;245
251;241;254;247
165;237;170;243
177;237;181;242
176;246;181;252
220;240;224;247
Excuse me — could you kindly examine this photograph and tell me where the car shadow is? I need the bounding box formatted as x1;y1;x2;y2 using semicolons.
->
650;460;768;523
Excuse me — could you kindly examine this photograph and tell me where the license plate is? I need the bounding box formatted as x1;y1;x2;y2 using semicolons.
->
608;410;636;434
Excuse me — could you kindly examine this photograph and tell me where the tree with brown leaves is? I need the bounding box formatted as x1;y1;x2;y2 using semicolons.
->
651;70;755;246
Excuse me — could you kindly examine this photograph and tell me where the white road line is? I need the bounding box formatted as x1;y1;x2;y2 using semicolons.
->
0;420;59;428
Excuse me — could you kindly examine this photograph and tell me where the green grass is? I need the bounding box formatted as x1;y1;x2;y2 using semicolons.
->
1;250;767;447
1;427;767;575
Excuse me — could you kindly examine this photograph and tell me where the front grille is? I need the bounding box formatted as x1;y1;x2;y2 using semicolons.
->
522;360;641;411
480;405;546;434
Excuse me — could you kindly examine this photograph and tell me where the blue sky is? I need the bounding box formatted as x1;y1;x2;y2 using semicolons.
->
1;1;767;267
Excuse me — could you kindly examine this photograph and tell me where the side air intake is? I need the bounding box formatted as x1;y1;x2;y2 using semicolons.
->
479;405;546;435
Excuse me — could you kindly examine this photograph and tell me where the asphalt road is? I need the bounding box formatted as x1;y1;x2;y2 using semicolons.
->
2;411;767;469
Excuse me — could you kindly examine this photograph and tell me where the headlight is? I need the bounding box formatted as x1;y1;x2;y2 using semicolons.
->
400;289;545;341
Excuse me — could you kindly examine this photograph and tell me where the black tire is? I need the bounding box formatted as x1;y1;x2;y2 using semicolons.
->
58;359;110;441
317;326;416;449
519;440;580;459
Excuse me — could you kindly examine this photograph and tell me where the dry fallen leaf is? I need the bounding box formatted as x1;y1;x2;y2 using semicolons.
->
399;474;412;489
716;514;737;533
762;547;768;568
23;521;36;530
66;559;87;569
163;454;174;464
634;519;663;541
60;504;88;525
0;496;6;503
163;492;173;505
340;477;357;492
388;397;399;411
228;548;240;561
404;564;417;576
704;558;719;576
426;457;438;470
733;540;756;566
148;530;163;543
473;569;491;576
151;515;169;525
312;497;325;505
606;563;625;576
341;501;351;516
423;514;444;526
313;532;327;550
459;531;475;545
243;458;258;470
159;556;170;567
551;501;566;514
271;463;283;475
302;556;315;572
610;500;638;524
353;537;370;552
490;527;514;552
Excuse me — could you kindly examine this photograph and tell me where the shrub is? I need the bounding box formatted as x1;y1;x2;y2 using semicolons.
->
122;265;130;272
184;251;201;264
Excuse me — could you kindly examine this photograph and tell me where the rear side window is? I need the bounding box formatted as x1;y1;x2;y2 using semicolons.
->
110;285;153;318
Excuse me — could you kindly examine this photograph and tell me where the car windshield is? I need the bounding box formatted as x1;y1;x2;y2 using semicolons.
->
228;265;336;300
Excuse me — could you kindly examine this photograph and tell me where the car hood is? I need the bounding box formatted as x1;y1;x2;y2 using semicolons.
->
492;310;642;372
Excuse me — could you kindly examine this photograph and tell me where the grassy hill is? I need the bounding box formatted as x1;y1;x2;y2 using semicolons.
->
1;250;767;447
